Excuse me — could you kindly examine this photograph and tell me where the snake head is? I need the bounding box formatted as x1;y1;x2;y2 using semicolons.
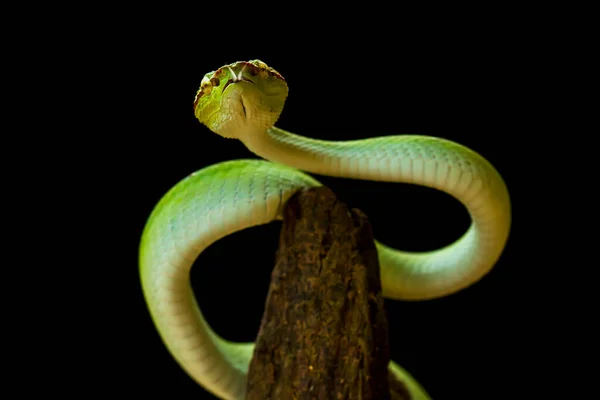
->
193;60;288;139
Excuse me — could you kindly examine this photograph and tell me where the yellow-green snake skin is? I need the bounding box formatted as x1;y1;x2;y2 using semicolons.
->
139;60;511;399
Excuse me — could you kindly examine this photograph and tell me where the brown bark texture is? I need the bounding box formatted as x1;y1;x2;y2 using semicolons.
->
246;187;411;400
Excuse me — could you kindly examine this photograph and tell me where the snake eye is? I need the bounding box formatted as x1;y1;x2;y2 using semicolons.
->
210;77;220;87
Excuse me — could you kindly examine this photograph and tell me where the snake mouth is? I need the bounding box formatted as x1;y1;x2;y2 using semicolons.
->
222;77;254;93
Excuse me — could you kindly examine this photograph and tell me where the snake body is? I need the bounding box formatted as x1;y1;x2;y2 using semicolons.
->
139;60;511;399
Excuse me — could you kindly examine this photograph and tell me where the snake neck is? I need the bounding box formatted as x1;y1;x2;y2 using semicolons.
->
241;126;344;176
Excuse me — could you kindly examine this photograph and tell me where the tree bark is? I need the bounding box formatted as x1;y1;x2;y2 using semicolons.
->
246;187;411;399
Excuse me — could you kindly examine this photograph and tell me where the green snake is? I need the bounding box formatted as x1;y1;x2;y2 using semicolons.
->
139;59;511;399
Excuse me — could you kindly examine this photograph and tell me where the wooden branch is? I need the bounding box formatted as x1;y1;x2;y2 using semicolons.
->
246;187;411;399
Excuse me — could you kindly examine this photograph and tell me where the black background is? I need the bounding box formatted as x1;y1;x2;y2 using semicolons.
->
112;19;537;400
